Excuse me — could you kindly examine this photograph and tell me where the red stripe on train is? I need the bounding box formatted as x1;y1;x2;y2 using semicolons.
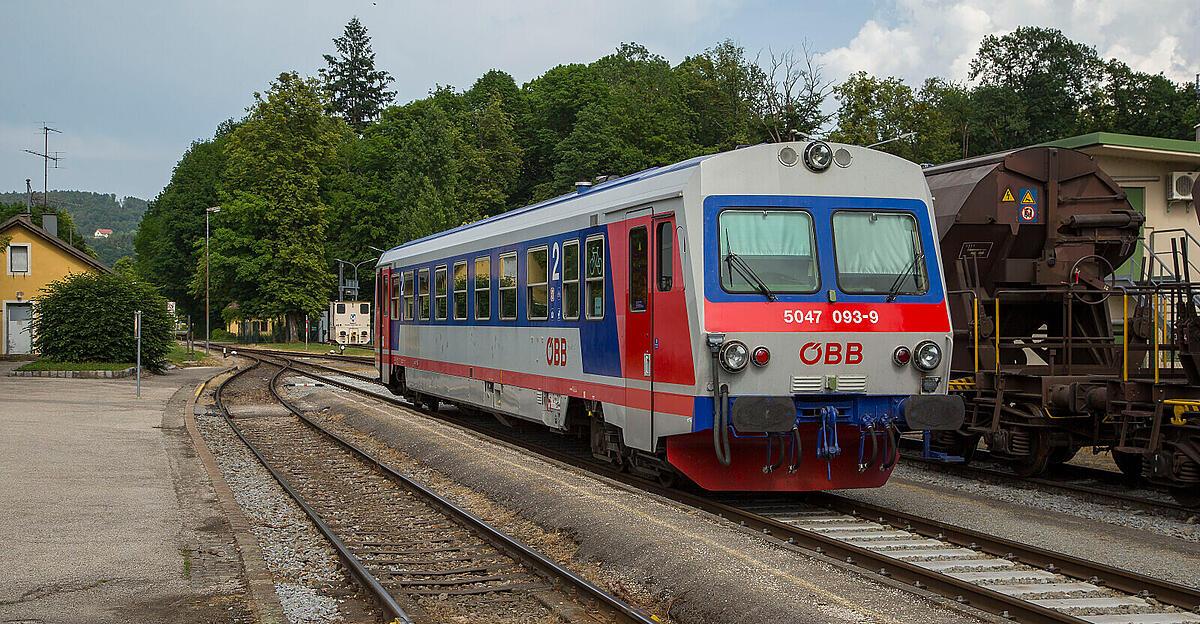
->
704;301;951;333
387;353;696;417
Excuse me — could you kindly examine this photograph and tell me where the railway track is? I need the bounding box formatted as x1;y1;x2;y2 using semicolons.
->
213;354;654;624
234;346;1200;624
896;440;1193;515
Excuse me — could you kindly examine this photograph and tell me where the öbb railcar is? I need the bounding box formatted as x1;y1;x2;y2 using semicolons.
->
375;141;964;491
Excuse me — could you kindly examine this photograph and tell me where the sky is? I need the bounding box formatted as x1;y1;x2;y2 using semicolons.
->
1;0;1197;202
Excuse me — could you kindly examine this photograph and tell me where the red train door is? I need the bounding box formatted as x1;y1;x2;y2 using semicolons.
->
623;208;675;452
378;267;390;381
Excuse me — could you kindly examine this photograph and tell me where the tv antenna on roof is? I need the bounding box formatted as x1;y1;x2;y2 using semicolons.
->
23;125;63;209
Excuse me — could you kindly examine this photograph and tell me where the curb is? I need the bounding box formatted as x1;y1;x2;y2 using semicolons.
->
185;370;287;624
8;366;137;378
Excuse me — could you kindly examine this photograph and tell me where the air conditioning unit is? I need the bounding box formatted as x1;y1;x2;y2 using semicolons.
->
1169;171;1198;201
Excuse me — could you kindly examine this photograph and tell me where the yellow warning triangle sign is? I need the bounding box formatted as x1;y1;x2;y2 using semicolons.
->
1021;189;1035;204
1001;188;1015;202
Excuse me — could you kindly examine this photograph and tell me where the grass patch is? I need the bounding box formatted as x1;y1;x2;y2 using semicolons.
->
16;360;135;372
243;341;373;357
168;343;205;365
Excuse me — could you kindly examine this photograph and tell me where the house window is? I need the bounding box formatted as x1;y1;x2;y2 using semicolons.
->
417;269;430;321
526;246;548;320
562;240;580;320
453;261;467;320
499;252;517;320
585;236;605;319
8;244;30;274
474;256;491;320
434;265;448;320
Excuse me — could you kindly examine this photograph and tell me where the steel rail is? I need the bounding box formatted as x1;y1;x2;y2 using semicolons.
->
213;357;416;624
250;348;1200;624
897;439;1193;514
229;353;656;624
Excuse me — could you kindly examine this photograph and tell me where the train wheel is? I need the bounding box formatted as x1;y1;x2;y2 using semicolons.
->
1170;487;1200;509
932;431;980;463
1048;446;1079;466
1009;429;1052;477
1112;450;1144;481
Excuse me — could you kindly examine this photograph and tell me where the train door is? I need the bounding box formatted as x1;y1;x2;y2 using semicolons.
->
622;208;674;452
378;268;391;381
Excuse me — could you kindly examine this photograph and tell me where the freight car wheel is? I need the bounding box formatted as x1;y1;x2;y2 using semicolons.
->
1008;429;1053;477
1048;446;1079;466
932;431;980;463
1112;450;1144;481
1170;487;1200;509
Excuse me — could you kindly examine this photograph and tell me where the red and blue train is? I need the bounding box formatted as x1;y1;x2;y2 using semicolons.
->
375;141;963;491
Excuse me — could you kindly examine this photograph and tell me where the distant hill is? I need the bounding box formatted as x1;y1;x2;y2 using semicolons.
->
0;190;147;266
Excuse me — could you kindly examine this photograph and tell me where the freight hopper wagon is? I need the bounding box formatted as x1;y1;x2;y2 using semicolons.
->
375;141;964;492
924;147;1200;504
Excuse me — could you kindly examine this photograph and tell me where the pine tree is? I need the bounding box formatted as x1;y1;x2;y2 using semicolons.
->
320;17;395;131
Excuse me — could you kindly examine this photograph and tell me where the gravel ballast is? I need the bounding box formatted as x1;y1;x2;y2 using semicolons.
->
838;462;1200;588
288;383;991;624
195;405;363;624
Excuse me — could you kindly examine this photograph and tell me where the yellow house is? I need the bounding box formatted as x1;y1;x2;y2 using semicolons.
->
1;214;109;355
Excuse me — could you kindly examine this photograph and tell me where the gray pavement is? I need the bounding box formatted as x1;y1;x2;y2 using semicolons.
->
0;362;250;624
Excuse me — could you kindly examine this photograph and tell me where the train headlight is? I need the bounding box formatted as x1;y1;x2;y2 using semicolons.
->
914;341;942;371
893;346;911;367
803;141;833;172
720;341;750;373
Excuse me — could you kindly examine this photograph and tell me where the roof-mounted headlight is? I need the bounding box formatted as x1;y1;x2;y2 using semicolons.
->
803;141;833;172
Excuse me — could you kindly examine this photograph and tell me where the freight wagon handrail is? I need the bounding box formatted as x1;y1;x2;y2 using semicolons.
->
947;289;979;374
992;287;1127;376
1148;228;1200;283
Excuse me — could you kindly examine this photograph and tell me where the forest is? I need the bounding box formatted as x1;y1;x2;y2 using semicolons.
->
0;191;147;266
131;19;1199;339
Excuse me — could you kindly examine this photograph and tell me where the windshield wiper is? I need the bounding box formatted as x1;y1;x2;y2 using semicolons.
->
725;250;777;301
886;251;925;302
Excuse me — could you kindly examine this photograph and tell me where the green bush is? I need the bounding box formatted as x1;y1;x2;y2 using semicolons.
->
33;272;174;372
210;329;235;342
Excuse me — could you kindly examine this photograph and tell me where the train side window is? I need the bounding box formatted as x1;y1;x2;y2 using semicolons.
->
629;226;648;312
434;265;448;320
453;261;467;320
562;240;580;320
402;271;414;321
474;256;491;320
656;221;673;292
418;268;431;321
585;236;605;320
390;274;399;320
526;246;549;321
499;252;517;320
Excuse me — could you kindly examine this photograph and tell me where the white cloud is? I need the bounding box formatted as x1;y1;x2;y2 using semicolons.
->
818;0;1200;85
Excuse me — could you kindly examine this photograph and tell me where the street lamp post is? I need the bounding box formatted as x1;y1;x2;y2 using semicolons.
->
335;257;377;301
205;206;221;354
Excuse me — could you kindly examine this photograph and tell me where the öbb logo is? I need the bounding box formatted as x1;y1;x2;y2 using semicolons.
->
799;342;863;365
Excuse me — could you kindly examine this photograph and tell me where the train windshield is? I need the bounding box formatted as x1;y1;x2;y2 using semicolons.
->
832;211;927;295
718;210;818;294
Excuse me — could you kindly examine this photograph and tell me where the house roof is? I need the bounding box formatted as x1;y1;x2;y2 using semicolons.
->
1043;132;1200;162
1;214;110;273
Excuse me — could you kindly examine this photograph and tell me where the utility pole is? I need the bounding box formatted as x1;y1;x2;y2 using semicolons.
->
23;126;62;208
